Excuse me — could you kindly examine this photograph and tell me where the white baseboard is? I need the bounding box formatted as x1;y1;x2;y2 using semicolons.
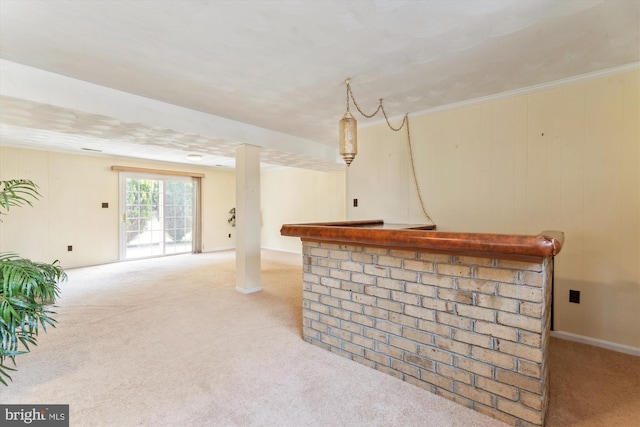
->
261;247;302;254
551;331;640;357
235;286;263;294
203;247;302;255
201;246;235;253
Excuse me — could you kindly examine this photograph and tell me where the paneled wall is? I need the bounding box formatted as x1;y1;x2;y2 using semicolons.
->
261;167;345;253
346;70;640;349
0;146;236;267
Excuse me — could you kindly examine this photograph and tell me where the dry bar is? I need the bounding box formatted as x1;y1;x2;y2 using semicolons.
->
281;220;564;427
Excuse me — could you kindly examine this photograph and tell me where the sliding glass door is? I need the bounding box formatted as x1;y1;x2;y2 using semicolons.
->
120;174;194;260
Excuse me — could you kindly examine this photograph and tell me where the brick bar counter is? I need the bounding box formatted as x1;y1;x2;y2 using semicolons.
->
280;220;564;427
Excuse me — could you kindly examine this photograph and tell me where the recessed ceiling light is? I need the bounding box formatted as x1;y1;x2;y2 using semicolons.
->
186;154;203;161
81;147;103;152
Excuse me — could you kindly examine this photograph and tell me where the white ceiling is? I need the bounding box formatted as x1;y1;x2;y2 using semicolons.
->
0;0;638;170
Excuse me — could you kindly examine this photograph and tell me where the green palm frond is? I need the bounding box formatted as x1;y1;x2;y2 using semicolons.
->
0;359;16;386
0;180;65;385
0;253;66;384
0;180;41;215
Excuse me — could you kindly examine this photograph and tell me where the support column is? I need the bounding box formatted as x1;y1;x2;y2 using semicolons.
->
235;144;262;294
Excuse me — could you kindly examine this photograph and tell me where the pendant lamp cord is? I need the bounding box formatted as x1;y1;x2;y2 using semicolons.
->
345;80;434;224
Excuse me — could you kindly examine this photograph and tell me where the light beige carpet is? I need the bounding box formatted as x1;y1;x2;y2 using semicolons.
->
1;250;638;426
547;335;640;426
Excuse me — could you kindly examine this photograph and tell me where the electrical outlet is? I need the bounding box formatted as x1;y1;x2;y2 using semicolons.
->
228;233;231;238
569;290;580;304
102;202;109;208
353;198;358;207
67;245;73;252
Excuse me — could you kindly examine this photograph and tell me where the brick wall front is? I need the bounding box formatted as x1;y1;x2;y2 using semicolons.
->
301;241;553;427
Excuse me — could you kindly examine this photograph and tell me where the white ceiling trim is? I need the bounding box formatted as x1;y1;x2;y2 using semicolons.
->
360;61;640;129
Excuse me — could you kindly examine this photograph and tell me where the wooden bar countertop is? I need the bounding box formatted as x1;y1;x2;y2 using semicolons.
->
280;220;564;262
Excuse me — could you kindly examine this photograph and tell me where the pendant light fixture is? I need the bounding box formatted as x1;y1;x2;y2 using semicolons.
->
339;78;357;166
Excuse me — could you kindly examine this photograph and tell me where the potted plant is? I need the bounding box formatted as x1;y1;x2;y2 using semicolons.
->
228;207;236;227
0;179;66;385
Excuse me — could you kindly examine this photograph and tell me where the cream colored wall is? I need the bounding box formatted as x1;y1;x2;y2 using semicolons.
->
347;70;640;349
0;146;236;267
198;162;236;253
261;167;346;253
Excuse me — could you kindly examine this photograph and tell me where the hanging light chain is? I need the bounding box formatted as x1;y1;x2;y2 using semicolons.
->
347;80;407;132
345;79;351;113
345;79;434;223
405;119;434;224
380;106;408;132
346;81;382;118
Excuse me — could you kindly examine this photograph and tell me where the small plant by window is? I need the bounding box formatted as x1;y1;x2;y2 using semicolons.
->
228;207;236;227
